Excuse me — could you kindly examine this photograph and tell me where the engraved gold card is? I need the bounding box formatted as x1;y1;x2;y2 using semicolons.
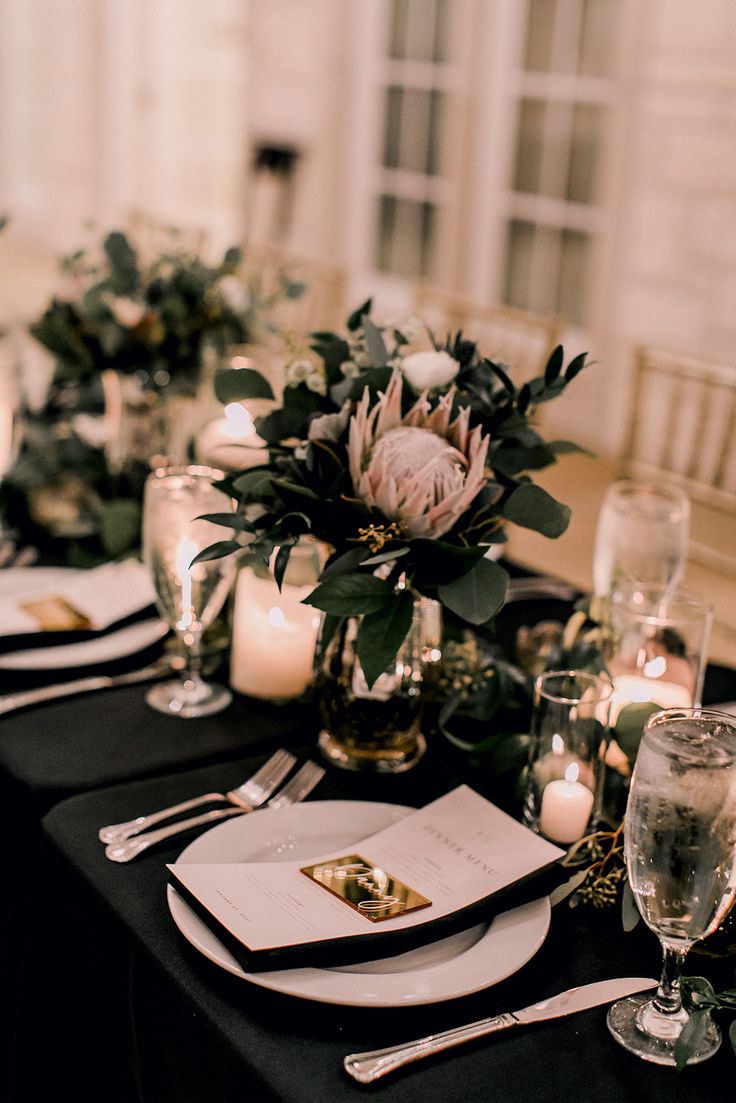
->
300;853;432;923
20;596;92;631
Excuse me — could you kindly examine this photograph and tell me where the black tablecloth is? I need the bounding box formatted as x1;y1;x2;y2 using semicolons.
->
24;746;736;1103
2;571;735;1102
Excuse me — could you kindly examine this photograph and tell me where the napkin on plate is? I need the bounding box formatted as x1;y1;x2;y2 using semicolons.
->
0;559;158;654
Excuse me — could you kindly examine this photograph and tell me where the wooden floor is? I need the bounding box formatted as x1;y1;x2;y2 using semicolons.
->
505;452;736;670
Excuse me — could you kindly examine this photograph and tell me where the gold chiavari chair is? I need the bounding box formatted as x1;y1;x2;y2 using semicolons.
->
620;345;736;578
414;284;564;385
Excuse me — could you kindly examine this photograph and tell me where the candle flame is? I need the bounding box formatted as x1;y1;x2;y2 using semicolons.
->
223;403;254;438
268;606;286;628
552;733;565;755
175;539;198;630
565;762;580;784
643;655;667;678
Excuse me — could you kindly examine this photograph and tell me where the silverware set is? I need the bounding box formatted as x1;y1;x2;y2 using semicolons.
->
99;748;325;863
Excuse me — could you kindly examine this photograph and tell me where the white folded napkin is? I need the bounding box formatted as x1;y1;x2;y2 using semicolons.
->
0;559;157;636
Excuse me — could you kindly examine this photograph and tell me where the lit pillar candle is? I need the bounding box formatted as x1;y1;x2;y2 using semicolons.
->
230;566;321;700
195;403;268;470
609;674;692;726
539;763;595;844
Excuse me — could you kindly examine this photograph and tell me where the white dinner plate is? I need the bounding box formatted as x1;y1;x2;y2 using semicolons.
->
167;800;551;1007
0;617;168;669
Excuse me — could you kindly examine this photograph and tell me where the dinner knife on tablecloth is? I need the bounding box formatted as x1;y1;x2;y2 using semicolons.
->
0;657;173;716
344;976;657;1083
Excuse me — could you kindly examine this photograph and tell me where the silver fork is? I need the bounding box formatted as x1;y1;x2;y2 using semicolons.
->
98;748;296;845
104;760;325;863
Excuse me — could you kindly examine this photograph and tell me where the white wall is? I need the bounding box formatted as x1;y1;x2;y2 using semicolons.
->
603;0;736;453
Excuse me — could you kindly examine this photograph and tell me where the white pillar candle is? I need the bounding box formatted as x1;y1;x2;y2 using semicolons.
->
229;566;321;700
539;763;595;844
609;674;692;726
196;403;268;470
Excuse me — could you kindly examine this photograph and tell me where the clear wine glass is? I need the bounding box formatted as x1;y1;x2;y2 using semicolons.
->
142;464;237;718
607;707;736;1066
592;480;690;602
0;346;25;539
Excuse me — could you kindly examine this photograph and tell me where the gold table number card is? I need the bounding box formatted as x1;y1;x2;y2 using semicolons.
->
301;853;432;923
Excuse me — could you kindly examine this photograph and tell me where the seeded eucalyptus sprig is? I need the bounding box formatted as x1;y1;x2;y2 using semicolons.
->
675;976;736;1070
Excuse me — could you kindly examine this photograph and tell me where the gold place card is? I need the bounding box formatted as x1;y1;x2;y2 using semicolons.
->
301;853;432;923
20;596;92;631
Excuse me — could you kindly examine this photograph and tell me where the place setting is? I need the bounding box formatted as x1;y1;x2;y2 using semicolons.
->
1;254;735;1102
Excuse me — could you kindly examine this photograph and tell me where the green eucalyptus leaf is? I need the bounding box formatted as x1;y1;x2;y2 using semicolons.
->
621;880;640;932
99;499;141;557
681;976;718;1011
614;702;662;762
273;543;293;590
303;574;394;615
319;546;371;580
196;512;254;533
729;1018;736;1058
565;351;589;382
543;345;564;385
214;367;275;403
232;468;274;500
357;590;414;688
438;557;509;625
674;1011;710;1072
347;298;372;331
503;484;571;538
190;539;241;565
362;316;389;366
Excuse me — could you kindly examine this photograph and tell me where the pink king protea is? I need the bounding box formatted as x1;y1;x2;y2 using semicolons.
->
347;370;490;539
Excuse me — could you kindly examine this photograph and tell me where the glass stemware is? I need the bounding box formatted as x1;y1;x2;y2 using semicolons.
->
142;464;237;718
0;348;24;538
607;707;736;1065
592;480;690;603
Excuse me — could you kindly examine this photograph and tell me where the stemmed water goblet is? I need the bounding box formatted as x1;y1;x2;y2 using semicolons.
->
592;480;690;605
607;707;736;1065
142;464;238;718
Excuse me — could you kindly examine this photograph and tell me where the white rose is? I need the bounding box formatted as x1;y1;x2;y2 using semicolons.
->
401;349;460;391
102;295;147;328
218;274;250;314
286;358;314;386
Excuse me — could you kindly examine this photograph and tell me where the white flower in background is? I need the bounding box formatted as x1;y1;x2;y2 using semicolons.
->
396;316;425;344
348;371;489;539
339;360;361;379
401;349;460;392
308;401;351;443
72;413;109;448
306;371;327;395
285;358;314;386
218;274;251;314
102;295;147;329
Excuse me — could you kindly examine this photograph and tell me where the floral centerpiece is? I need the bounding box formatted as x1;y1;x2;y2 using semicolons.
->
202;302;591;769
29;229;298;394
0;230;301;564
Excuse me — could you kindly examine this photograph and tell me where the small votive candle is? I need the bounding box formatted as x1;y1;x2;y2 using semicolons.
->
538;763;595;844
609;673;692;726
196;403;268;471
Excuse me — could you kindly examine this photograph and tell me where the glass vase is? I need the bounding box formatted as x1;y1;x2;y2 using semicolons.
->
315;595;442;773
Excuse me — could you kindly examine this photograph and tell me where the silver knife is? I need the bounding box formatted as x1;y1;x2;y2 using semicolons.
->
344;976;657;1084
0;657;173;717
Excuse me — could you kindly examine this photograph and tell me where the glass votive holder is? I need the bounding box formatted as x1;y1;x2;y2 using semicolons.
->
229;538;324;702
522;670;613;846
604;584;712;731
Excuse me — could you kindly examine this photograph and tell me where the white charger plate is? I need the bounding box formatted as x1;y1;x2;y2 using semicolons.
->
0;617;168;669
167;800;551;1008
